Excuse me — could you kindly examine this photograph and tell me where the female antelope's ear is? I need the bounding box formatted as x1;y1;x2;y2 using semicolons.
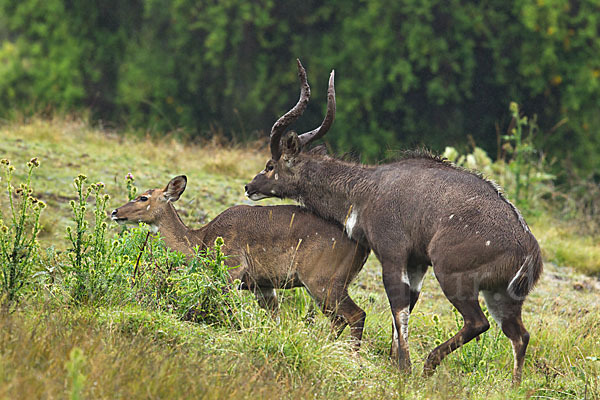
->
282;132;301;158
163;175;187;202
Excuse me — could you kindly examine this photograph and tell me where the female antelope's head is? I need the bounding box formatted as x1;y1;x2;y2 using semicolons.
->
245;59;335;201
111;175;187;225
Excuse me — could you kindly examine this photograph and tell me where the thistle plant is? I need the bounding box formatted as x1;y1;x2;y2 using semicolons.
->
125;172;137;201
0;158;46;311
65;174;114;305
503;102;538;208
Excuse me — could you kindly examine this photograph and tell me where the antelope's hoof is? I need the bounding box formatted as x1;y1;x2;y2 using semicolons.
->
422;359;440;377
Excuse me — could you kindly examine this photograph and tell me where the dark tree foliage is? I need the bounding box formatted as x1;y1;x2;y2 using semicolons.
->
0;0;599;172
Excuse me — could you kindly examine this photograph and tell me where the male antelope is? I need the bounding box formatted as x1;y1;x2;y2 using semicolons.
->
245;60;543;383
111;176;369;346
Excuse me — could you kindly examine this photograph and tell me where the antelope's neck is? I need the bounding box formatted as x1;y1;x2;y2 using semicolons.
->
296;157;375;227
154;204;206;255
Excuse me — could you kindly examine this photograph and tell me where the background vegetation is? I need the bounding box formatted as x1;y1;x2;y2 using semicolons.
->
1;0;599;174
0;119;599;398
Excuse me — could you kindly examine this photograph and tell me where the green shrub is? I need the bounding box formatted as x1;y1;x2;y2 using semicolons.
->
0;158;45;311
63;175;118;305
114;227;250;328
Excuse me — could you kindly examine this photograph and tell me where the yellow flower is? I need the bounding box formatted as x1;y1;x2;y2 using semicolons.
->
551;75;562;86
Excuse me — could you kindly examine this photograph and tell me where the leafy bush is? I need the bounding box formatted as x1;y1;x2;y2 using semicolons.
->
0;158;45;311
113;227;249;328
63;175;119;305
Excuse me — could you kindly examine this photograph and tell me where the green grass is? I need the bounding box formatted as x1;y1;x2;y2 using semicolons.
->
1;118;599;399
531;216;600;276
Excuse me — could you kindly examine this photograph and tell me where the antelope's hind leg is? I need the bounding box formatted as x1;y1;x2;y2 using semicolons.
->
483;290;530;385
308;283;366;350
424;267;490;375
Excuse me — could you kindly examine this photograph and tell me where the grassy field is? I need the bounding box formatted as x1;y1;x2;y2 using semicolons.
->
1;118;599;399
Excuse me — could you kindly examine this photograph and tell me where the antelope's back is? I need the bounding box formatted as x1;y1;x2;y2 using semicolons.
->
380;156;542;290
202;205;369;287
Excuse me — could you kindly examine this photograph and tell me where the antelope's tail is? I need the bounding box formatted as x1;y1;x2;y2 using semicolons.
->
507;243;543;300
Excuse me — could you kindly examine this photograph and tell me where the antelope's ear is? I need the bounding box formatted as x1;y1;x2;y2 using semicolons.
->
282;132;301;158
163;175;187;202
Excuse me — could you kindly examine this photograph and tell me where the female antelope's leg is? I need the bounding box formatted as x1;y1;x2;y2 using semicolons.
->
382;260;412;371
308;283;366;350
333;295;366;349
254;287;279;315
424;269;489;375
483;291;530;385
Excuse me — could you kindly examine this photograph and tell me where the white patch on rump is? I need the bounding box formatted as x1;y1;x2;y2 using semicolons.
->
345;209;358;238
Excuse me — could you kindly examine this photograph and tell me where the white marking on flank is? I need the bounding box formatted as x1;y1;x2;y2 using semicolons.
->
449;214;454;220
486;240;491;246
274;173;279;180
345;209;358;238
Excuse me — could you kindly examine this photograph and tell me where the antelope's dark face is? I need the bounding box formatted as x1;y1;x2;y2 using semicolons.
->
245;133;306;201
245;59;335;202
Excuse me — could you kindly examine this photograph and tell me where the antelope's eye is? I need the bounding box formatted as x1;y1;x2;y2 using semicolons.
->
139;196;148;202
266;164;274;172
